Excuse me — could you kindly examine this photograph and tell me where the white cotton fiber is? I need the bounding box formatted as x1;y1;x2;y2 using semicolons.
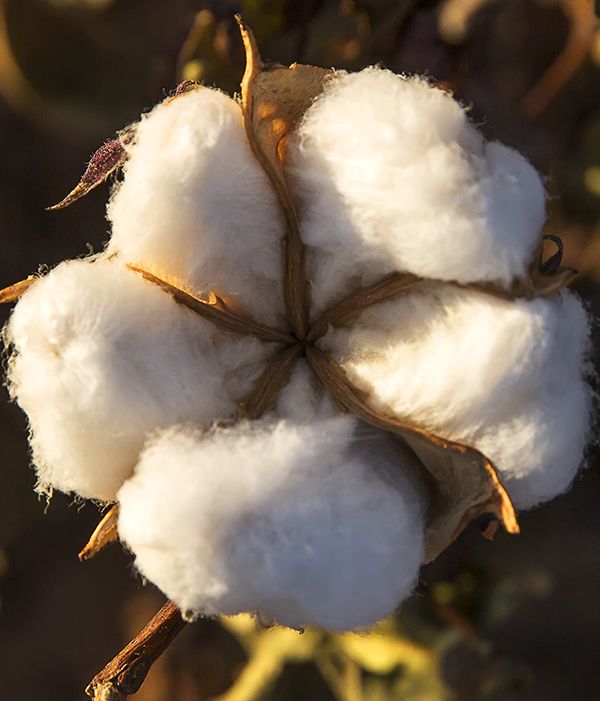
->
288;69;546;312
5;259;239;502
322;284;591;509
118;417;426;631
107;87;285;326
273;360;338;423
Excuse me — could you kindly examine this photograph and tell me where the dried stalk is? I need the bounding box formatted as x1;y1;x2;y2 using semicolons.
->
86;602;186;700
128;265;295;345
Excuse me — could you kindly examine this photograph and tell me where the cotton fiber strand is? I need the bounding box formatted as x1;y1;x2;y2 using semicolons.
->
118;417;426;631
288;68;546;311
322;284;591;509
107;87;285;326
5;259;237;501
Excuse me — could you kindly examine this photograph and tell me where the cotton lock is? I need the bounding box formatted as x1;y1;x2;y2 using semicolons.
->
118;417;425;631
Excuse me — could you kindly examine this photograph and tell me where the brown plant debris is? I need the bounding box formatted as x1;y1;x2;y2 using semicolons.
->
236;14;332;339
86;601;186;700
79;505;120;561
0;276;37;304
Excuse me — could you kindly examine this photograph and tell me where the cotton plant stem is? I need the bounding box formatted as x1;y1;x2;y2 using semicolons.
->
128;265;295;345
86;601;186;700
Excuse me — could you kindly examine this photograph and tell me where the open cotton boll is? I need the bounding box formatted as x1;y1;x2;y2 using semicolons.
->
107;87;285;326
322;284;591;509
5;259;237;502
118;417;426;631
288;68;546;312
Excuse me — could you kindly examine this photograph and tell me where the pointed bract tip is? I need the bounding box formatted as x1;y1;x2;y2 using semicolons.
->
235;14;262;71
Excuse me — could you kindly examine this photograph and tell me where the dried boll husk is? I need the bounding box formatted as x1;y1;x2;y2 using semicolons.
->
107;86;286;327
4;259;266;501
117;416;426;632
321;283;591;510
287;68;547;312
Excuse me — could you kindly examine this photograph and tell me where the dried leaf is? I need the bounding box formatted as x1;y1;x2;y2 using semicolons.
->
236;14;333;339
305;347;519;562
47;132;133;211
79;505;120;561
0;276;37;304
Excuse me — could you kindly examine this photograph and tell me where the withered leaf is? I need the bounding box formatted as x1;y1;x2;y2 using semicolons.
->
47;132;133;211
304;346;519;562
236;14;333;339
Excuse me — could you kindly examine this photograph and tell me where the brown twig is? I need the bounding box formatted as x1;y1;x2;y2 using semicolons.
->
86;602;186;700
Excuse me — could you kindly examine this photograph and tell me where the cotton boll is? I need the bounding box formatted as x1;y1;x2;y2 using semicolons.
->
107;87;285;326
288;68;546;312
5;259;238;501
118;417;426;631
322;285;591;509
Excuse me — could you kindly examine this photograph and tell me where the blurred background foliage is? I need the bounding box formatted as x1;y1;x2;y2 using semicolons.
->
0;1;599;699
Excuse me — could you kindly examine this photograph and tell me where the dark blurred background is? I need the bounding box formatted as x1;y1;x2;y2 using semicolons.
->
0;1;599;700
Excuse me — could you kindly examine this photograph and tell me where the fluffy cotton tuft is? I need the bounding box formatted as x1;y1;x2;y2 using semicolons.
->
5;259;240;501
288;69;547;312
322;284;591;509
118;417;425;631
107;87;285;326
